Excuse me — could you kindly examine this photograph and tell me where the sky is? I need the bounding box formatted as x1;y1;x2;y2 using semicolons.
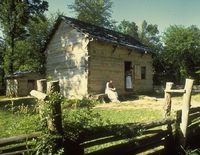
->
46;0;200;34
1;0;200;37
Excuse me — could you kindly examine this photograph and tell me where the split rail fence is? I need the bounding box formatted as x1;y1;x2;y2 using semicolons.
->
1;79;200;154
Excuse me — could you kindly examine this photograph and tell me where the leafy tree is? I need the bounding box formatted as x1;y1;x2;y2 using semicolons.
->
117;19;164;84
137;20;164;85
117;20;161;52
15;14;51;73
117;20;139;39
0;37;4;87
0;0;48;74
163;25;200;83
68;0;115;28
139;20;161;52
0;0;27;74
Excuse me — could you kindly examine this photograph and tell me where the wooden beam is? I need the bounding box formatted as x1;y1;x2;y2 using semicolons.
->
165;89;185;93
164;82;173;118
0;132;40;147
30;90;47;100
128;49;132;55
37;79;47;93
118;118;176;130
180;79;194;148
192;90;200;93
47;80;60;93
188;111;200;123
46;81;63;135
112;45;117;53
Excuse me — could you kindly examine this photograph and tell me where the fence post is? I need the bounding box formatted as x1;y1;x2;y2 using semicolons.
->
164;82;173;118
43;81;63;154
47;80;60;94
46;81;63;135
36;79;47;118
179;79;194;147
37;79;47;93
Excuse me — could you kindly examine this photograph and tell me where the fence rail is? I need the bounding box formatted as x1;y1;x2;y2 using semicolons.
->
1;78;200;155
0;132;40;155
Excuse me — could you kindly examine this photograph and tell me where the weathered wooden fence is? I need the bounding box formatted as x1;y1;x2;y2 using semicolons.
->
82;118;176;155
83;78;200;155
1;78;200;155
0;132;40;155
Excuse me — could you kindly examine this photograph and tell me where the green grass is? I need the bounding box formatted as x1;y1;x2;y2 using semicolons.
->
0;96;39;138
0;93;199;154
0;96;7;100
0;106;162;138
95;108;162;124
0;99;163;154
83;108;162;154
192;93;200;101
0;110;40;138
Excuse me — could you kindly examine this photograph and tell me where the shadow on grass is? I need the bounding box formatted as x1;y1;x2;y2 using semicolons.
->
0;97;37;112
81;123;172;155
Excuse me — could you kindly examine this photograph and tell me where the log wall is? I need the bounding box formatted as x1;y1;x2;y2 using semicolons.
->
46;21;89;98
88;40;153;94
46;21;153;97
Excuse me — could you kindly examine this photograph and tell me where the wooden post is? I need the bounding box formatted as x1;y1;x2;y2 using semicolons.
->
164;82;173;118
46;81;64;153
47;80;60;94
179;79;194;147
46;81;63;135
30;90;47;101
36;79;47;119
31;80;69;154
163;82;176;154
37;79;47;93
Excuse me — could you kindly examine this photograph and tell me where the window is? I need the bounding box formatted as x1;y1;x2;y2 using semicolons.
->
141;66;146;79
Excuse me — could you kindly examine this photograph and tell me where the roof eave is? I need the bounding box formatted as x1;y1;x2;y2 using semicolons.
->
92;37;151;54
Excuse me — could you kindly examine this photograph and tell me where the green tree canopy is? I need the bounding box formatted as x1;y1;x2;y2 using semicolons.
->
117;20;139;39
163;25;200;83
0;0;48;74
69;0;115;28
139;20;161;52
117;20;161;52
0;37;5;86
15;14;52;73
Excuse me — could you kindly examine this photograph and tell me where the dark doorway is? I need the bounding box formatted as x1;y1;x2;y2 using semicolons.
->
124;61;133;90
27;80;35;94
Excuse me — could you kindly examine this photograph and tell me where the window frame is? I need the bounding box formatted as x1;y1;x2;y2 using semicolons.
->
141;66;146;80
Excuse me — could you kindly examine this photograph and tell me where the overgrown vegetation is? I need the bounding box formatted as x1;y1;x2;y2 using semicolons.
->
1;93;200;154
0;105;39;138
0;95;162;154
0;0;49;74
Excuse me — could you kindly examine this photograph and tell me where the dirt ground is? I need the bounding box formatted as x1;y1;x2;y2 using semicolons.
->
95;95;200;112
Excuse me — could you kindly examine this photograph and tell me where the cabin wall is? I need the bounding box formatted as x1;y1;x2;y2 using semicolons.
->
6;79;18;97
46;21;89;98
88;40;153;95
6;73;43;97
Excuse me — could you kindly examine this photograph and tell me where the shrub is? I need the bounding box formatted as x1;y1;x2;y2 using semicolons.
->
34;92;103;154
62;108;107;143
62;97;99;108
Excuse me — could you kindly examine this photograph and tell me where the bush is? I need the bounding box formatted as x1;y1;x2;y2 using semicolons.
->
62;108;107;142
35;92;103;154
62;97;99;108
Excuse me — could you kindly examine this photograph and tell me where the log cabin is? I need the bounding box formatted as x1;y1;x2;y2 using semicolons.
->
6;71;44;97
45;16;153;98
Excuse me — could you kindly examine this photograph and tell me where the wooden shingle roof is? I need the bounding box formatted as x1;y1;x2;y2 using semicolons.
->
47;16;150;53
